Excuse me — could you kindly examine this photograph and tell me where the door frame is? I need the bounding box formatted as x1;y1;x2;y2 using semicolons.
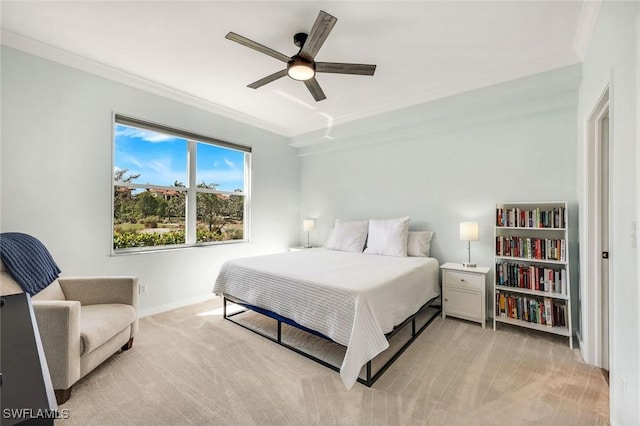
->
582;83;611;368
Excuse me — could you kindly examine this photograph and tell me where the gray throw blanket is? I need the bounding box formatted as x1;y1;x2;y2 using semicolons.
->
0;232;61;296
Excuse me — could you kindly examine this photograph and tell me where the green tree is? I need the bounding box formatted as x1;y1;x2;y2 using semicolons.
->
156;197;168;219
113;169;140;223
229;189;244;220
196;181;222;233
163;180;186;220
135;190;160;218
166;193;185;220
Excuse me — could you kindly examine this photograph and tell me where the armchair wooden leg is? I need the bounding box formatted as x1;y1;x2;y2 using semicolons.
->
55;387;72;405
121;337;134;351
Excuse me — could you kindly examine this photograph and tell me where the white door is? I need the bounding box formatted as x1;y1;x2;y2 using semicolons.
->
600;112;610;373
585;86;611;371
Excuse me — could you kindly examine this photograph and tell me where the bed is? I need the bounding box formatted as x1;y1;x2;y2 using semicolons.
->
213;247;441;388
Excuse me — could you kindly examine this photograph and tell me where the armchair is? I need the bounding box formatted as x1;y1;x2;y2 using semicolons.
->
0;261;138;404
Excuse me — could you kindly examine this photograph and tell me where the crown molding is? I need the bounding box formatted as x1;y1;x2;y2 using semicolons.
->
295;93;579;158
0;29;290;137
291;60;582;156
290;53;582;151
287;51;582;139
573;0;601;60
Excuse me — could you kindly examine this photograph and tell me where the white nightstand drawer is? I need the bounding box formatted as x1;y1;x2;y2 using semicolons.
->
444;271;483;290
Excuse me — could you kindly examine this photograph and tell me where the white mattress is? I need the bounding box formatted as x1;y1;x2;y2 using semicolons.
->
213;248;440;388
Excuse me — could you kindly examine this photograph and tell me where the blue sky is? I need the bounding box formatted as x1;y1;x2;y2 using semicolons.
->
114;124;245;191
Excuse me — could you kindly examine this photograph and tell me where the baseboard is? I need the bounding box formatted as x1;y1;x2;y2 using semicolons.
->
138;293;218;318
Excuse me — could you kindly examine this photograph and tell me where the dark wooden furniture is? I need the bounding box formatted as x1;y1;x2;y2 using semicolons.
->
1;293;58;425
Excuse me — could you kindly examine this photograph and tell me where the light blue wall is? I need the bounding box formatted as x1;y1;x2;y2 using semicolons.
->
3;13;638;419
299;66;580;313
0;47;301;315
576;2;639;424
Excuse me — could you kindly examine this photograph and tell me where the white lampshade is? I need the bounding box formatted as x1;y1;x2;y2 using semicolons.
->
303;219;316;232
459;222;479;241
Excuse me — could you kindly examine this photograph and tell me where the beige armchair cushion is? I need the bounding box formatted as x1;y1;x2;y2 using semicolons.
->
33;280;65;301
59;277;139;337
80;304;136;355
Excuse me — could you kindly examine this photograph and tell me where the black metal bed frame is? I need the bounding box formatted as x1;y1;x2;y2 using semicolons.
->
222;294;441;387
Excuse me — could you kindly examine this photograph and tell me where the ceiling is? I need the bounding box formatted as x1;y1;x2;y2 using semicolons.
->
0;1;598;138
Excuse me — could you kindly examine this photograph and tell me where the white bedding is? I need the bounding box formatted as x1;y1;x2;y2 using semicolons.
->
213;248;440;388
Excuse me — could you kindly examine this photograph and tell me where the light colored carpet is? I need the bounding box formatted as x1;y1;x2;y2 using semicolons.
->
58;297;609;425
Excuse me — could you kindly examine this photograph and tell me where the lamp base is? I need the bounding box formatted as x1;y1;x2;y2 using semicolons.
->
462;262;477;268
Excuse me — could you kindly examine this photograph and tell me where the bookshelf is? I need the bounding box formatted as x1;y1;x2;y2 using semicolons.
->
493;201;573;348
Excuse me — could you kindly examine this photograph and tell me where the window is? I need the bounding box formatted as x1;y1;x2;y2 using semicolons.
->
113;114;251;252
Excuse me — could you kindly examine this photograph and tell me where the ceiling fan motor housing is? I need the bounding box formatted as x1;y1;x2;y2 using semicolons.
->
287;55;315;80
293;32;308;48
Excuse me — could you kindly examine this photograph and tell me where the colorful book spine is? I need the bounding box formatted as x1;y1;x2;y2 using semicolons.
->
495;262;567;295
496;207;566;228
494;290;567;327
495;237;566;261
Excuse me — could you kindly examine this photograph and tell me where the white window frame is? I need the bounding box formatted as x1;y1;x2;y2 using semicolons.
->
112;114;251;254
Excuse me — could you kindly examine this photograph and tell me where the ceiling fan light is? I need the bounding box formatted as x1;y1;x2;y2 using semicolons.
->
287;57;315;81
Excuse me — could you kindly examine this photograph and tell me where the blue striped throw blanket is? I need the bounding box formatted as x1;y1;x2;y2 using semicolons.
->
0;232;61;295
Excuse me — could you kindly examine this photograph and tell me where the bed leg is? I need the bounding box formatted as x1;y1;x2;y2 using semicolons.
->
277;320;282;342
223;297;227;318
366;361;372;386
412;318;416;337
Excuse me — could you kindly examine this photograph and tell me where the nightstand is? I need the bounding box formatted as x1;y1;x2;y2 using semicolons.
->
440;262;490;328
289;246;316;252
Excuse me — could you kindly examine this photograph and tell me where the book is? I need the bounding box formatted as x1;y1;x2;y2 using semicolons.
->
544;298;553;326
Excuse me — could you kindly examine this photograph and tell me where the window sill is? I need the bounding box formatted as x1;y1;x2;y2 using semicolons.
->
111;239;250;256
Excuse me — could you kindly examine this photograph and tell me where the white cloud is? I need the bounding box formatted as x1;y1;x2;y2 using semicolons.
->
223;158;237;169
147;158;172;175
118;152;144;170
115;125;177;143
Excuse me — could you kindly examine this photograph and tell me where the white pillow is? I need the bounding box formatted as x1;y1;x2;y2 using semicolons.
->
407;231;434;257
364;217;410;257
325;219;369;253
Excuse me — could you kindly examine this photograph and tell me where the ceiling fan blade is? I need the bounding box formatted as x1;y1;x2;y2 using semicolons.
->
247;69;288;89
304;77;326;102
299;10;337;60
316;62;377;76
226;32;290;63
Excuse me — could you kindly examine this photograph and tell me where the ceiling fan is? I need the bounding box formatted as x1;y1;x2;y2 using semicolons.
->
226;10;376;102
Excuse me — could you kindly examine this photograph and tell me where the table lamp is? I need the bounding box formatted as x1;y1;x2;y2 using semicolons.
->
459;222;479;267
303;219;316;248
